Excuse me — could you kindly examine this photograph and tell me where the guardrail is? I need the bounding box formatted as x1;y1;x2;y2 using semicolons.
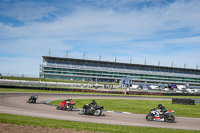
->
172;98;195;105
0;79;116;89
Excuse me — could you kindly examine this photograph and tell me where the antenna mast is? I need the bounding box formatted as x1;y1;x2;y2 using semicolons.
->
83;52;85;59
66;51;68;58
144;58;146;65
130;57;132;64
48;49;51;57
99;54;101;61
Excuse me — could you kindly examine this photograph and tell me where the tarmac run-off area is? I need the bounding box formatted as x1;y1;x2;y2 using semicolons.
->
0;93;200;131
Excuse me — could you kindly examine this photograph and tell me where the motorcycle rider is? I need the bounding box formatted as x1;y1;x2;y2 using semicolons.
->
64;98;72;103
84;100;97;113
31;94;37;99
27;94;38;103
155;104;167;114
89;100;97;111
60;98;72;109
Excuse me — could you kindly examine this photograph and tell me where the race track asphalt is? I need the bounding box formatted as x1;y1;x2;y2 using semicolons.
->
0;92;200;130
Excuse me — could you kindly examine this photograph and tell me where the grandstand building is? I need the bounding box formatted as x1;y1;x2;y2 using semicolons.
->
40;56;200;87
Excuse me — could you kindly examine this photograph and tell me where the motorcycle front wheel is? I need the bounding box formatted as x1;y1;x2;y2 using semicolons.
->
79;109;85;115
94;110;102;116
29;99;34;103
56;106;61;110
146;114;153;121
67;105;73;111
165;115;175;123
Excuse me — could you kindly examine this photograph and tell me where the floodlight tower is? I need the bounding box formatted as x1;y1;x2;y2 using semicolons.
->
48;49;51;57
130;57;132;64
83;52;85;60
66;51;68;58
158;60;160;66
99;54;101;61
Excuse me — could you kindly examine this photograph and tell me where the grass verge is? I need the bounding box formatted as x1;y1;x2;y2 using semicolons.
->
50;99;200;118
0;113;199;133
1;87;200;99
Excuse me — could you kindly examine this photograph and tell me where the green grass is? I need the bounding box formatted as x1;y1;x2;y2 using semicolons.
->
1;88;200;99
0;113;199;133
50;99;200;118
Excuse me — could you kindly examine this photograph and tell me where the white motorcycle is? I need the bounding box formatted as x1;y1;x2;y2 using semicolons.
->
146;108;175;123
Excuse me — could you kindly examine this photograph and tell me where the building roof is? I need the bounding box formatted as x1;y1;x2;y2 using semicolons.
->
42;56;200;73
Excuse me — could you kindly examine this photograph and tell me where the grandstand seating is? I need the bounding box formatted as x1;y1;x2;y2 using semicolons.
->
41;56;200;84
44;61;200;79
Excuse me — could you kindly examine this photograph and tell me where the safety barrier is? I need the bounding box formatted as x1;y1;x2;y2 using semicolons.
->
172;98;195;105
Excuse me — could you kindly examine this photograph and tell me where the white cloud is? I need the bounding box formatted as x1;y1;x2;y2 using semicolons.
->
0;0;200;75
2;0;200;42
0;1;57;22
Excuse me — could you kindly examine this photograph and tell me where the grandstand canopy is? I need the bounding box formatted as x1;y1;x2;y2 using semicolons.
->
43;56;200;73
40;56;200;87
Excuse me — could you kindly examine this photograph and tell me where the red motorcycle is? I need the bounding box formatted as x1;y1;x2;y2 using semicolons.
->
56;99;75;111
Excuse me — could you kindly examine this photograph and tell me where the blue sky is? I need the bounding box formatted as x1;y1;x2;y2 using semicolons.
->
0;0;200;76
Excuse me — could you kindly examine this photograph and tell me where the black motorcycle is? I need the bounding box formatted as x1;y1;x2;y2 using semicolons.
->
146;108;175;123
27;94;38;103
79;104;104;116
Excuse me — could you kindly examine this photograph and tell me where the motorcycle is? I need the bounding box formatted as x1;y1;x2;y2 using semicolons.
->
78;104;104;116
146;108;175;123
27;94;38;103
56;99;75;111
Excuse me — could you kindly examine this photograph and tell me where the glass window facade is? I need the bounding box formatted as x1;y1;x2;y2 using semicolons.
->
40;56;200;85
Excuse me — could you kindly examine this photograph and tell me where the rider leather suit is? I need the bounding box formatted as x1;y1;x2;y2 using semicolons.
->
155;104;167;114
84;100;97;113
89;100;97;110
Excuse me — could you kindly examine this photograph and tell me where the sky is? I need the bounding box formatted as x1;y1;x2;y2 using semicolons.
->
0;0;200;77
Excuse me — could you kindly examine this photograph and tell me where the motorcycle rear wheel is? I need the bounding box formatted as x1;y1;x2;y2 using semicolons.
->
165;115;175;123
94;110;102;116
79;109;85;115
146;114;153;121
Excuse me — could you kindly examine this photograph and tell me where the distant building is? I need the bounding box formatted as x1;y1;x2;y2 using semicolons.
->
40;56;200;87
0;73;2;79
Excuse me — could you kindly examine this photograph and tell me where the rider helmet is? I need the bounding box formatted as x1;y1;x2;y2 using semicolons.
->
158;104;162;108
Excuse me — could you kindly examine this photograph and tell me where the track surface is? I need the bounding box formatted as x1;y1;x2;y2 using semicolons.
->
0;93;200;130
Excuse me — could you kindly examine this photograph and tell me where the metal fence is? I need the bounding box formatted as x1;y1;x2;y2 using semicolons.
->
0;79;90;88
